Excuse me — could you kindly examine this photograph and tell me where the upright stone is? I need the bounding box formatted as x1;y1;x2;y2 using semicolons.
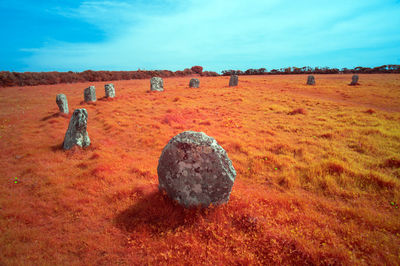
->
157;131;236;208
63;109;90;150
350;74;359;85
229;75;238;86
84;86;96;102
307;75;315;85
105;83;115;98
56;94;69;114
150;77;164;91
189;78;200;88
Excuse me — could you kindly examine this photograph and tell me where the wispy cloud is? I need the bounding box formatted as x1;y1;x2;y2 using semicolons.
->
21;0;400;71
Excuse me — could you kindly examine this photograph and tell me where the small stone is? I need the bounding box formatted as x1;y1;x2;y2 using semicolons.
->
84;86;97;102
150;77;164;91
350;74;359;85
189;78;200;88
56;94;69;114
229;75;238;86
63;109;90;150
105;83;115;98
307;75;315;85
157;131;236;208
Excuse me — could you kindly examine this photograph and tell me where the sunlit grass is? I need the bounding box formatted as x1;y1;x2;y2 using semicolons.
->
0;74;399;264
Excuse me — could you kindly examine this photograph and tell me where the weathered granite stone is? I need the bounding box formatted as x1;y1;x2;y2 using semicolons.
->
56;94;69;114
105;83;115;98
350;74;359;85
189;78;200;88
307;75;315;85
84;86;96;102
63;109;90;150
150;77;164;91
229;75;238;86
157;131;236;208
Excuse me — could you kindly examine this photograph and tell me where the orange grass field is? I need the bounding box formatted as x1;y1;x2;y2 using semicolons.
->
1;74;400;265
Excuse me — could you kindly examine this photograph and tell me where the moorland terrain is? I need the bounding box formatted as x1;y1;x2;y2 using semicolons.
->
1;74;400;265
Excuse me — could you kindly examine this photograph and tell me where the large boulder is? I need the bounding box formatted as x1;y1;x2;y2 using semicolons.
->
105;83;115;98
56;94;69;114
157;131;236;208
63;109;90;150
84;86;97;102
307;75;315;85
189;78;200;88
229;75;238;86
150;77;164;91
350;74;359;85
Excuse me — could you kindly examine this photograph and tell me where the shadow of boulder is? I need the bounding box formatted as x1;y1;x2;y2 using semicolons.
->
98;96;117;102
114;186;209;236
41;112;70;121
79;101;97;106
50;142;63;152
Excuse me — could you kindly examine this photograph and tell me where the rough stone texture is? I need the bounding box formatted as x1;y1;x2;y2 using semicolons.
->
350;74;359;85
84;86;97;102
229;75;238;86
56;94;69;114
150;77;164;91
307;75;315;85
157;131;236;208
63;109;90;150
105;83;115;98
189;78;200;88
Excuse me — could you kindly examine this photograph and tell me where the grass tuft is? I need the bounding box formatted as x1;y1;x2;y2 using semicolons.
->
365;109;376;114
382;158;400;168
288;108;307;115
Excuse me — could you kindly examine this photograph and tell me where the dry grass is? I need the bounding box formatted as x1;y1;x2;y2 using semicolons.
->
0;74;400;265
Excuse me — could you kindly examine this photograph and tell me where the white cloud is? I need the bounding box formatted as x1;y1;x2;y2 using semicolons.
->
23;0;400;71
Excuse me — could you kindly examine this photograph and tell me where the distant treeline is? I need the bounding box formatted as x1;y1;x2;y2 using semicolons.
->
0;66;218;87
221;65;400;76
1;64;399;87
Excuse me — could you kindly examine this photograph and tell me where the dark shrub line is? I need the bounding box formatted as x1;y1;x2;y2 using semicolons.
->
0;67;219;88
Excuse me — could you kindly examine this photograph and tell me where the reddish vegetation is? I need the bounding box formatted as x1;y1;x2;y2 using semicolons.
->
365;108;376;114
191;66;203;74
3;64;399;88
0;74;400;265
0;67;219;87
384;158;400;168
288;108;307;115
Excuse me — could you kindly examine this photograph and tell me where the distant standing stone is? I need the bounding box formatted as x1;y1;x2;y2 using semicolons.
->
56;94;69;114
350;74;359;85
84;86;97;102
307;75;315;85
150;77;164;91
229;75;238;86
189;78;200;88
157;131;236;208
63;109;90;150
105;83;115;98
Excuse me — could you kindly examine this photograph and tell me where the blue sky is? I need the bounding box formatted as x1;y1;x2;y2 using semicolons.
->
1;0;400;72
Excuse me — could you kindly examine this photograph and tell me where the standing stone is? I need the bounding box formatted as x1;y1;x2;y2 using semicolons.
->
157;131;236;208
84;86;96;102
350;74;359;85
63;109;90;150
56;94;69;114
105;83;115;98
189;78;200;88
229;75;238;86
150;77;164;91
307;75;315;85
